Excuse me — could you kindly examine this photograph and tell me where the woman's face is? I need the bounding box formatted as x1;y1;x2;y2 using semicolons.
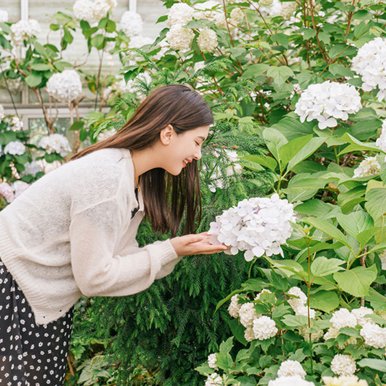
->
161;125;209;176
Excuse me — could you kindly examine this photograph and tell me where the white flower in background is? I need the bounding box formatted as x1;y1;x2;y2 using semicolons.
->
129;36;153;50
299;326;323;341
198;28;218;53
22;160;44;176
322;375;368;386
209;194;295;261
268;376;315;386
119;11;143;37
167;3;194;27
244;326;255;342
239;302;259;327
375;121;386;152
351;307;374;326
360;322;386;348
331;355;356;376
253;316;278;340
351;37;386;101
287;287;307;310
280;2;297;18
37;159;62;174
9;116;24;132
0;9;8;22
258;0;283;17
97;129;116;142
4;141;26;156
0;182;15;203
166;25;194;51
0;104;4;120
205;372;223;386
46;70;82;103
38;134;71;157
294;305;316;319
11;19;41;45
207;353;218;370
323;327;340;341
12;181;29;198
229;8;244;26
353;156;381;178
73;0;116;24
277;360;306;378
194;1;221;21
294;81;362;129
228;294;241;318
330;308;357;330
380;250;386;270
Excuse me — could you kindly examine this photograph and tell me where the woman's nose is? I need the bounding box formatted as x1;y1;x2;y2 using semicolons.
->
194;148;202;160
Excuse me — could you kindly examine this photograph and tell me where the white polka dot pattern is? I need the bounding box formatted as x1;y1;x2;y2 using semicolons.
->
0;260;73;385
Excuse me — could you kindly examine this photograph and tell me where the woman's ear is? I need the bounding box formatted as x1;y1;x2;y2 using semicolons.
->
160;124;175;145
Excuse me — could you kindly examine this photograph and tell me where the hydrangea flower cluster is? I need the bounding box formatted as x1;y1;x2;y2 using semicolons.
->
3;141;26;156
331;354;356;376
22;159;62;176
197;28;218;53
0;113;24;132
166;25;194;51
119;11;143;37
10;19;41;46
73;0;117;25
209;194;295;261
207;353;218;370
204;372;223;386
375;120;386;152
277;360;306;378
353;156;381;178
268;375;315;386
0;180;30;203
38;134;72;157
294;81;362;129
351;37;386;101
46;70;82;103
322;375;368;386
287;287;315;318
205;148;242;193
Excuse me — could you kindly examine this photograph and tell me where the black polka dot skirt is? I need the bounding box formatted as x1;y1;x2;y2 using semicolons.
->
0;260;73;386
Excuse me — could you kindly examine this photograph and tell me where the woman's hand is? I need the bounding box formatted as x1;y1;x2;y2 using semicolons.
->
170;232;228;257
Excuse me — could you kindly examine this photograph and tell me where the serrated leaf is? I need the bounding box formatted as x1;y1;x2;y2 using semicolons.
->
310;290;339;312
311;256;345;277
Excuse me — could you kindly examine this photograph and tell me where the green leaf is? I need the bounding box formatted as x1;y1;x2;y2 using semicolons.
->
286;137;325;171
282;314;308;327
358;359;386;373
262;128;287;164
265;257;305;278
310;291;339;312
338;133;379;155
242;64;269;79
311;256;345;277
285;174;326;202
267;66;294;86
302;217;349;247
295;200;336;219
30;63;51;71
333;265;378;297
242;154;277;171
91;34;105;50
365;185;386;223
329;64;354;78
25;73;42;88
226;319;247;346
336;210;373;240
302;28;316;40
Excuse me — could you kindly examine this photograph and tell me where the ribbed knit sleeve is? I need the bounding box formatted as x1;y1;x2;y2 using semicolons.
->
69;198;179;297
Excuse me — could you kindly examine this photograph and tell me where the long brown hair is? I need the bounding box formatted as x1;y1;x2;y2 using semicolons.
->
71;84;213;235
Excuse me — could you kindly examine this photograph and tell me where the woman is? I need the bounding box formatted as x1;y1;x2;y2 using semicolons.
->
0;84;227;385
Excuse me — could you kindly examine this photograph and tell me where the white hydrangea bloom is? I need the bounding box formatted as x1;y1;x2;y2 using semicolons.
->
229;8;244;26
375;121;386;152
239;302;259;328
294;81;362;129
12;181;29;198
38;134;71;157
36;159;62;174
205;372;223;386
253;316;278;340
287;287;307;310
280;2;297;18
268;376;315;386
258;0;283;17
380;250;386;270
73;0;116;24
294;305;316;319
194;1;222;21
129;36;153;49
331;354;356;376
299;326;323;342
322;375;368;386
4;141;26;156
0;182;15;203
351;307;374;326
330;308;357;330
119;11;143;37
244;326;255;342
228;294;241;318
11;19;41;46
167;3;194;27
360;322;386;349
323;327;340;341
9;116;24;132
166;25;194;51
207;353;218;370
351;37;386;101
46;70;82;103
353;156;381;178
22;160;44;176
0;9;9;22
277;360;306;378
97;129;116;142
198;28;218;53
208;194;295;261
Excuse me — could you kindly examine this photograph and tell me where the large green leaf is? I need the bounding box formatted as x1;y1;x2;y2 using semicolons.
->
295;200;337;219
285;174;326;202
338;133;380;155
267;65;294;85
265;257;305;278
337;185;366;213
25;73;42;88
287;137;325;171
365;185;386;223
336;210;373;241
311;256;345;277
262;128;287;165
310;290;339;312
358;359;386;373
279;135;314;169
333;265;378;297
271;113;315;140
